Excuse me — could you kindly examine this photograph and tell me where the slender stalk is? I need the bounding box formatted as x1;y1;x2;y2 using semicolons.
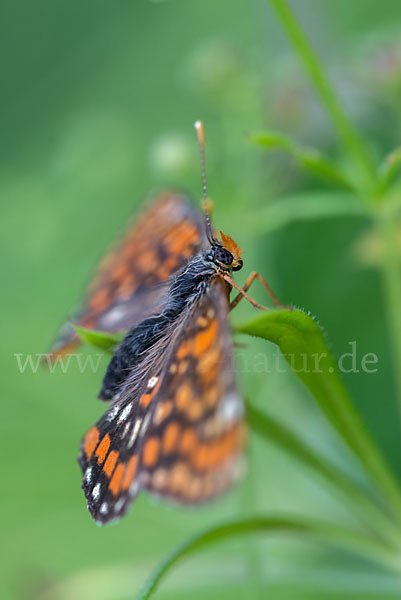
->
267;0;376;189
136;516;399;600
377;214;401;425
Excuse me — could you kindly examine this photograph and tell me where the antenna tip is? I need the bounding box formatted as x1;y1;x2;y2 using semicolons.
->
194;120;204;146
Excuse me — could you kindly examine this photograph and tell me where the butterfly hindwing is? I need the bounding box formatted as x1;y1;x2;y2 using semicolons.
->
50;192;207;359
139;277;246;503
79;277;245;524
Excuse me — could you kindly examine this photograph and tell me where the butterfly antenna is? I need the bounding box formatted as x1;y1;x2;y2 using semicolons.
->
194;120;215;245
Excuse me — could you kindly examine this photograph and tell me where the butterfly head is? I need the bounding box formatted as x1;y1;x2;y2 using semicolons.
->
211;231;243;272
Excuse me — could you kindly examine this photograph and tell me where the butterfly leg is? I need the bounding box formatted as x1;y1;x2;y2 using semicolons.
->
223;273;269;311
227;271;283;311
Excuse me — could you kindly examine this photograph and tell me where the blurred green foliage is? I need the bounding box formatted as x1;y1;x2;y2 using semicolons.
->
3;1;401;599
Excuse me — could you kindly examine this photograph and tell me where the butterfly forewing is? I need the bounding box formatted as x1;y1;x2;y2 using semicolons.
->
79;376;163;523
50;192;207;359
79;277;245;524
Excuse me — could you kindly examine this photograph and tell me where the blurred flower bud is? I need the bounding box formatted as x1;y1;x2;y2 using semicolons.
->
149;133;193;180
352;224;401;268
180;38;238;97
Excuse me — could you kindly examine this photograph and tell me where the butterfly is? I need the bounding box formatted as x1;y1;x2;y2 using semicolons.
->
50;121;281;524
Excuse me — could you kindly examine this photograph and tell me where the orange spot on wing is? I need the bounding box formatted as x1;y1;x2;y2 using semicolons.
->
95;434;111;465
187;400;203;421
205;387;219;408
136;250;158;272
152;468;168;491
164;256;179;272
142;437;160;468
165;223;199;256
187;477;202;501
111;262;129;283
170;462;190;495
208;444;220;469
200;363;220;387
163;422;180;453
213;424;246;468
176;381;192;411
109;462;125;496
176;339;192;359
84;426;99;459
122;455;138;490
180;428;197;455
140;392;152;408
103;450;119;477
89;288;110;312
197;346;221;374
116;274;135;299
153;400;173;425
155;266;171;281
193;444;209;471
193;319;218;357
140;379;161;408
155;256;178;281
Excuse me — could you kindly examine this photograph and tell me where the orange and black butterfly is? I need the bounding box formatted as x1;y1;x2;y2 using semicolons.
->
51;121;281;524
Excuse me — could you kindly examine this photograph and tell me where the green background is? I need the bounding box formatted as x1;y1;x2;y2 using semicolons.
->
2;1;401;598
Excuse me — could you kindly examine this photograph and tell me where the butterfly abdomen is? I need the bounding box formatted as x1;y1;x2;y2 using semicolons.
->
99;254;216;400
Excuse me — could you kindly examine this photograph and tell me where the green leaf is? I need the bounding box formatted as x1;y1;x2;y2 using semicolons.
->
136;516;396;600
245;191;368;234
251;131;354;190
72;324;125;353
247;402;401;548
236;309;401;525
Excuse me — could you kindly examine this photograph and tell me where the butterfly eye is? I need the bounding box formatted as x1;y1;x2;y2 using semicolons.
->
232;258;243;271
214;247;234;266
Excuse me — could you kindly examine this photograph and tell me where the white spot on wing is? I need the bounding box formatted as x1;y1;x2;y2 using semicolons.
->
130;480;140;496
102;306;127;327
139;413;151;439
100;502;108;514
114;498;125;513
219;393;243;423
121;421;130;439
106;404;120;421
147;376;158;389
92;483;101;501
128;418;142;449
118;402;133;424
85;467;93;484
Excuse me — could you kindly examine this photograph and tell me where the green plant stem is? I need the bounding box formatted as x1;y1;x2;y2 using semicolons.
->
377;215;401;425
136;516;398;600
247;402;401;549
267;0;376;189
